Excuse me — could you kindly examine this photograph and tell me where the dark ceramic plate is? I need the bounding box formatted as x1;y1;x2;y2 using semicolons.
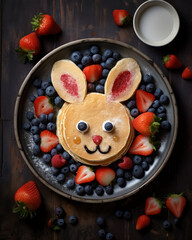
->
14;38;178;203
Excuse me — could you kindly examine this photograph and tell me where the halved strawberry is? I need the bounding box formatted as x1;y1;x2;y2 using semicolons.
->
166;193;186;218
83;64;102;83
145;197;162;215
51;154;66;168
182;66;192;80
95;167;115;186
136;90;155;113
128;134;154;156
118;156;133;170
75;165;95;184
113;10;131;27
136;215;150;230
40;130;59;152
34;96;53;118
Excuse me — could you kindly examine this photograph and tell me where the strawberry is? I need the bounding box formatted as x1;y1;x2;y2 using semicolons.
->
51;154;67;168
129;134;154;156
132;112;160;136
95;167;115;186
136;90;155;113
13;181;41;219
34;96;53;118
166;193;186;218
113;9;131;27
48;218;60;231
75;165;95;184
163;54;182;69
16;32;41;61
31;13;61;35
118;156;133;170
136;215;150;230
145;197;162;215
182;66;192;79
40;130;59;152
83;65;102;83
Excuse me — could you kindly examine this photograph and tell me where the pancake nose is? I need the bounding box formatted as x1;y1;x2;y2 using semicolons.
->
92;135;102;145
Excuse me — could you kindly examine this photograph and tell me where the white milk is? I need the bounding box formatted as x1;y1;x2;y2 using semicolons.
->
139;5;173;42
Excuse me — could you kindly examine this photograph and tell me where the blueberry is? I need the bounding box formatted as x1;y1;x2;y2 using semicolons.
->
92;54;102;63
102;69;109;78
45;86;56;97
47;113;54;122
127;99;136;109
69;215;78;225
41;81;50;90
157;106;166;114
143;74;154;84
116;168;124;177
139;84;146;91
117;177;126;188
51;166;60;176
90;45;99;54
33;144;41;156
145;156;154;165
105;58;116;69
96;217;105;227
157;113;167;120
154;88;163;99
69;164;78;173
84;184;93;195
42;153;52;164
83;50;92;56
48;76;52;84
57;218;65;227
132;165;144;179
31;118;40;126
33;78;42;88
105;185;113;195
100;62;106;68
152;100;160;109
55;206;65;217
70;51;82;64
39;113;47;124
54;96;64;107
160;94;169;105
103;49;113;58
81;55;92;66
66;179;75;189
47;122;56;132
173;218;180;226
160;120;171;131
147;107;156;113
87;83;96;92
39;122;46;131
96;84;104;93
106;232;114;240
103;122;113;132
76;185;85;196
124;171;132;181
130;108;139;117
30;126;40;134
163;220;172;230
33;134;40;144
98;229;106;238
146;83;155;93
56;173;65;183
56;144;63;153
141;161;149;170
37;88;44;96
77;63;84;70
61;166;69;174
63;151;71;160
23;122;31;131
51;148;57;156
26;111;34;121
113;51;121;60
29;95;36;102
99;78;106;85
133;155;142;165
95;186;104;196
69;158;75;164
123;210;132;220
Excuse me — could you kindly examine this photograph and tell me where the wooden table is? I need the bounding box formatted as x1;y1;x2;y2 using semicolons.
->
0;0;192;239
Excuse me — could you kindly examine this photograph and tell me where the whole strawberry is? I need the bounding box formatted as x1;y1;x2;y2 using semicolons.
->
163;54;182;69
13;181;42;219
16;32;41;61
113;9;131;26
182;66;192;80
31;13;61;35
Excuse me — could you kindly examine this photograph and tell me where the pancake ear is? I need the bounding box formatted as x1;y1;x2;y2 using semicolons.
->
105;58;141;102
51;60;87;103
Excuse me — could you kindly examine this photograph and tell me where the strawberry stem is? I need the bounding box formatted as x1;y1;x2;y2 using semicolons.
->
13;201;36;219
31;13;43;31
15;47;35;62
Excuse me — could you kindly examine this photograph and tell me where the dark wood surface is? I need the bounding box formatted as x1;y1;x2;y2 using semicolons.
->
0;0;192;239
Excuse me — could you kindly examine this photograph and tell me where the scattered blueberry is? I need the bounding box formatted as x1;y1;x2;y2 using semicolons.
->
23;122;31;131
69;215;78;225
39;113;48;124
31;118;40;126
98;229;106;238
45;86;56;97
78;63;84;70
56;143;64;153
152;100;160;109
47;112;54;122
33;134;40;144
115;210;123;218
63;151;71;160
163;220;172;230
160;120;171;131
57;218;65;227
47;122;56;132
51;166;60;176
87;83;96;92
41;81;50;90
123;210;132;220
157;106;166;114
51;148;57;156
145;156;154;165
105;185;113;195
70;51;82;64
173;218;180;226
139;84;146;91
157;113;167;120
132;165;144;179
124;171;132;181
99;78;106;85
83;49;92;56
143;74;154;84
39;122;46;131
117;177;126;188
90;45;99;54
103;49;113;58
37;88;44;96
130;108;139;117
66;179;75;190
30;126;40;134
100;62;106;68
55;206;65;217
96;217;105;228
81;55;92;66
33;78;42;88
154;88;163;99
146;83;155;93
84;184;93;195
33;144;41;156
133;155;142;165
76;185;85;196
105;58;116;69
26;111;34;121
106;232;114;240
95;186;104;196
113;51;121;60
42;153;52;164
69;158;75;165
56;173;65;183
54;96;64;107
92;54;102;63
102;69;109;78
69;164;78;173
160;94;169;105
147;107;156;113
96;84;104;93
141;161;149;171
116;168;124;177
61;166;69;174
29;95;36;102
127;99;136;109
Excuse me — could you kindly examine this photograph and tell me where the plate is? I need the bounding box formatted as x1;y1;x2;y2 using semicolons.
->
14;38;178;203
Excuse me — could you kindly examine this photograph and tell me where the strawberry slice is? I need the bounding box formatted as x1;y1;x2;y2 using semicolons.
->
118;156;133;170
34;96;53;118
129;134;153;156
40;130;59;152
136;215;150;230
136;90;155;113
75;165;95;184
145;197;162;215
166;193;186;218
113;10;131;27
95;167;115;186
83;64;102;83
51;154;67;168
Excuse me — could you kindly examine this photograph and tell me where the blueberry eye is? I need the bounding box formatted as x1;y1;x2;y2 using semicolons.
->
76;121;89;133
103;121;114;132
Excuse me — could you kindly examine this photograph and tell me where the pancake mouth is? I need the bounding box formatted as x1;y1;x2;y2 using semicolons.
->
84;145;111;154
